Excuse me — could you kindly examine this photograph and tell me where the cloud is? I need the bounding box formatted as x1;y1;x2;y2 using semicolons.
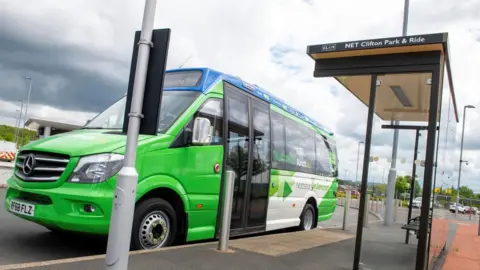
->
0;0;480;191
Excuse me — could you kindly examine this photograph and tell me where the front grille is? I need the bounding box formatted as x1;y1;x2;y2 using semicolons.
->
15;151;70;182
16;191;53;205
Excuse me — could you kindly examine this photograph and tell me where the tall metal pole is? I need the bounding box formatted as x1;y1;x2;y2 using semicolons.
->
455;105;475;216
385;0;409;227
356;141;364;188
15;101;24;147
20;77;32;146
105;1;157;269
402;0;409;36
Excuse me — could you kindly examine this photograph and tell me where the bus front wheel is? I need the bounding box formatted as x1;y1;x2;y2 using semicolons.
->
131;197;178;250
299;203;316;231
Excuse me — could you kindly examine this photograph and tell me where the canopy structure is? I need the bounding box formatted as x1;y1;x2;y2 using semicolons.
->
307;33;458;123
306;32;459;270
25;117;83;137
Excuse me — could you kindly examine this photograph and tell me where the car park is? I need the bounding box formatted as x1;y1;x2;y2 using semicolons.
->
449;203;466;214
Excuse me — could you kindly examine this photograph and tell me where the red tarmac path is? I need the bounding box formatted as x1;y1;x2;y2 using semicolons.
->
443;222;480;270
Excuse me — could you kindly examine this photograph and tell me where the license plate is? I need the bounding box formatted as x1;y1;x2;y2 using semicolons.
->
9;200;35;217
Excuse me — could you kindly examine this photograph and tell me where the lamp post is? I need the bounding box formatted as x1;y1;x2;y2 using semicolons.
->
455;105;475;216
14;100;24;146
355;141;364;189
20;77;33;146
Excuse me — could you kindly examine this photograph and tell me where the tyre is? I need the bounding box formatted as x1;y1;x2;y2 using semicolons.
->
131;198;177;250
299;203;316;231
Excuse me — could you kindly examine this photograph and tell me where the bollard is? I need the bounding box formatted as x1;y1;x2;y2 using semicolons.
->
218;170;235;251
375;198;379;213
363;194;370;228
478;212;480;236
469;201;472;221
394;199;398;222
343;191;351;230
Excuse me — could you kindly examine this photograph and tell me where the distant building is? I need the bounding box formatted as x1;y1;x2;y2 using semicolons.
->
25;117;83;138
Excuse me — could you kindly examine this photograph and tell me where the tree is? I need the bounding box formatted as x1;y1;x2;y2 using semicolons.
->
459;185;475;199
0;124;37;147
395;176;410;195
374;183;386;196
414;179;422;197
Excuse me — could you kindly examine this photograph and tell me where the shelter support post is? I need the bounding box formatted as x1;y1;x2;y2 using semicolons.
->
415;64;441;270
406;129;420;244
353;74;377;270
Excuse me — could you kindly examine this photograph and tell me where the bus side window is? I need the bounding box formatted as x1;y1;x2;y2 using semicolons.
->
170;98;223;148
284;117;315;175
196;98;223;145
271;110;286;169
315;134;332;176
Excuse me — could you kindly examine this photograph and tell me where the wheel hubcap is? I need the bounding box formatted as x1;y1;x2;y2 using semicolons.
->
139;211;170;249
304;209;314;230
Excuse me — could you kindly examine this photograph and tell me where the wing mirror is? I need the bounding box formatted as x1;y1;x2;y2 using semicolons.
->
192;117;212;145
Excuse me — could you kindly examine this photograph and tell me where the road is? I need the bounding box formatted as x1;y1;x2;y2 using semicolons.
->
0;188;103;266
0;190;108;266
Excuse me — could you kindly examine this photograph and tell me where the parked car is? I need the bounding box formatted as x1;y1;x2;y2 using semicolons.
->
410;197;422;208
465;206;477;214
408;197;433;209
449;203;466;214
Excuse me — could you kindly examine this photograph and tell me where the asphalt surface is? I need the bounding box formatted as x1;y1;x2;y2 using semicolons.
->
0;189;108;266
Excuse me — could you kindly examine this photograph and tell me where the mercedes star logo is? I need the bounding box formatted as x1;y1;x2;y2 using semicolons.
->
22;154;36;175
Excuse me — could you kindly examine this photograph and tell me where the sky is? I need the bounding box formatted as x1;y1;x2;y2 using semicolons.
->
1;0;480;192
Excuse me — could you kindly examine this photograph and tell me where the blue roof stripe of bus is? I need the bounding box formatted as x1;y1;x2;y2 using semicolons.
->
164;67;334;136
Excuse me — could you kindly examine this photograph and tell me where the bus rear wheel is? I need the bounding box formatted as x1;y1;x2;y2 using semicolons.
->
131;198;177;250
299;203;316;231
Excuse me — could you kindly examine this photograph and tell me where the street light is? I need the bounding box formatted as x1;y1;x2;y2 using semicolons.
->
456;104;475;216
20;77;33;147
14;100;24;145
355;141;364;189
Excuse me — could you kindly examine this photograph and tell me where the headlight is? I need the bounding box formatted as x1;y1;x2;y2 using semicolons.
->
67;153;124;183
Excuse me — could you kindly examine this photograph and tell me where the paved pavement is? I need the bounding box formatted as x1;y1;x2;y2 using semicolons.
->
0;220;415;270
7;185;474;269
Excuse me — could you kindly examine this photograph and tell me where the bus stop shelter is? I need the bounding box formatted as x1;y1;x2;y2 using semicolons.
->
306;32;459;270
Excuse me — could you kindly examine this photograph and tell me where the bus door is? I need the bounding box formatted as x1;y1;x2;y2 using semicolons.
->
222;82;271;235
